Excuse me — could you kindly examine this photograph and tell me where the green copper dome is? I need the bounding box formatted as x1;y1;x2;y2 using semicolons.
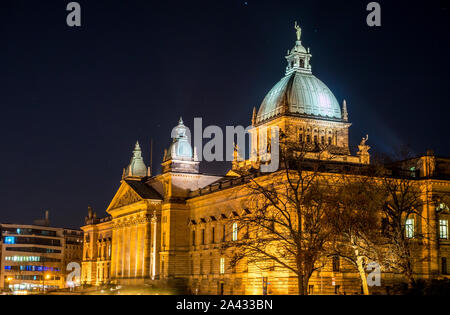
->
256;28;343;124
124;142;148;177
256;72;342;123
164;118;194;161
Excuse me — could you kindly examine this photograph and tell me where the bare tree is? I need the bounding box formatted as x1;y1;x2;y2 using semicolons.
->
379;173;425;288
228;140;336;295
326;173;387;295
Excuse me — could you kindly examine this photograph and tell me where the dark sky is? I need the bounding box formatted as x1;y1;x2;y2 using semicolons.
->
0;0;449;228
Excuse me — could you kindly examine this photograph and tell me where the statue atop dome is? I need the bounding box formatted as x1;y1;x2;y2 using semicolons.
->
295;21;302;41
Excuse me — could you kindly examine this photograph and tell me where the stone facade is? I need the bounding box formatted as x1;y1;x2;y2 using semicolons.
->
80;27;450;294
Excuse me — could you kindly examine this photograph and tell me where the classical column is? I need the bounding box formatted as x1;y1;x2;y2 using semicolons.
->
143;218;152;279
152;215;160;279
126;224;131;279
136;220;143;278
111;226;117;280
121;224;125;279
129;222;135;280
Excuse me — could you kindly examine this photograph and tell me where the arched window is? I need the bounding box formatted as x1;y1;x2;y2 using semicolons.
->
300;59;305;68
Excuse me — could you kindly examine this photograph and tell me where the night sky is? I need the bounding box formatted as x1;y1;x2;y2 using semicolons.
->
0;0;449;228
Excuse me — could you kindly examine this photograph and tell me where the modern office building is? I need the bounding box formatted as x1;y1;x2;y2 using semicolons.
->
0;218;83;292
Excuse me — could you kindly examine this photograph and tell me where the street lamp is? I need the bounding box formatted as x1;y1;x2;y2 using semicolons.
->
42;273;51;293
5;277;13;293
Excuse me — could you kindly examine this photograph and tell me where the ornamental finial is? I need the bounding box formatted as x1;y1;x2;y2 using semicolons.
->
295;21;302;41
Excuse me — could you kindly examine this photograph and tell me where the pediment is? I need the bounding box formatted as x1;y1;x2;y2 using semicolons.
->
107;182;143;212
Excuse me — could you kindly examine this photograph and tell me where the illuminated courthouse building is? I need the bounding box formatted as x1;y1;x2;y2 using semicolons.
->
0;213;83;292
81;27;450;294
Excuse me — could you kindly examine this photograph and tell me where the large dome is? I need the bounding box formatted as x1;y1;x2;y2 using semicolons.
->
256;71;342;123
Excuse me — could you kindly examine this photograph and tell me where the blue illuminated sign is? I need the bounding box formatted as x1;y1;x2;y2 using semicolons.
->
4;237;16;244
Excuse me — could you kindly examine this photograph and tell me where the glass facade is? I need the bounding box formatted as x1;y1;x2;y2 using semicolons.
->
2;236;61;247
4;265;60;272
2;227;57;237
4;256;61;263
5;247;61;254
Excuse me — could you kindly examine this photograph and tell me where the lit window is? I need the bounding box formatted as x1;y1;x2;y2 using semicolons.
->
232;223;238;241
440;220;448;239
220;257;225;275
405;218;415;238
4;237;16;244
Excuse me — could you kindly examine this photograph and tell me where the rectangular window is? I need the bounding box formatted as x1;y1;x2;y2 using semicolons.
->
232;223;238;241
405;218;415;238
440;220;448;239
332;256;340;272
442;257;448;275
201;229;205;245
211;227;215;244
220;257;225;274
222;225;226;242
192;230;196;246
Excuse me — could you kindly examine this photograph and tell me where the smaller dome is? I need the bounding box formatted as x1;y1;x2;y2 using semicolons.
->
290;40;307;54
125;142;148;177
165;118;193;161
